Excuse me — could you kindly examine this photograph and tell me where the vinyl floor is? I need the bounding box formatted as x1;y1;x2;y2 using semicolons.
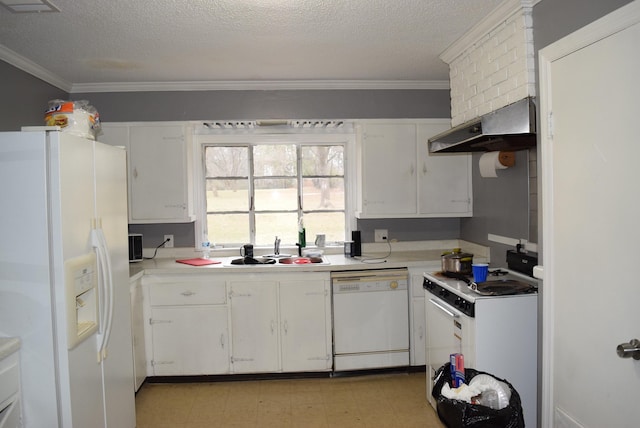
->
135;371;446;428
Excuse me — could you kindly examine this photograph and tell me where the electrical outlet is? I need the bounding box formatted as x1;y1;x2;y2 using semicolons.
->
163;234;174;248
374;229;388;243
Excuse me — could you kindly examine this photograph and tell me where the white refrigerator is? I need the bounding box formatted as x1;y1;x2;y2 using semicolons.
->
0;129;136;427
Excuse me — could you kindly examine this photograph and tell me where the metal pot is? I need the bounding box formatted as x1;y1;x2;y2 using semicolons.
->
441;248;473;275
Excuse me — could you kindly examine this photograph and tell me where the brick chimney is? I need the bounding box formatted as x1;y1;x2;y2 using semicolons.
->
441;0;539;127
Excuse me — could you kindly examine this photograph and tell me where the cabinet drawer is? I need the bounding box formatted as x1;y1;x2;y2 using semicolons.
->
150;282;226;306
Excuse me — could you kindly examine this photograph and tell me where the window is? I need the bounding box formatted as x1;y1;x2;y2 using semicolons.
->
203;142;346;247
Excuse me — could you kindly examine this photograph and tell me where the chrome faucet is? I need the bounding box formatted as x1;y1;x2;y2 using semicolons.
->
274;236;281;256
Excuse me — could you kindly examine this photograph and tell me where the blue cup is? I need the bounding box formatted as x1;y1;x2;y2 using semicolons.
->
472;263;489;283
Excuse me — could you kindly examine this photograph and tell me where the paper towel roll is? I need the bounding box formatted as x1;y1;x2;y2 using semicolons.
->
479;151;509;178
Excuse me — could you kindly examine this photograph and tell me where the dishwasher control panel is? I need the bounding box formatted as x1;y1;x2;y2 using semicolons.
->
335;278;407;293
331;269;409;294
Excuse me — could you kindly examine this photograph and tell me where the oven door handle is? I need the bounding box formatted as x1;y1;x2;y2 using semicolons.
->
429;298;460;318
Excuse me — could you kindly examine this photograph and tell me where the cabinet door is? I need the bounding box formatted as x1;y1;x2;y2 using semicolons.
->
360;123;417;216
150;306;229;375
229;281;279;373
279;280;332;372
129;125;193;222
417;123;472;216
408;266;435;366
411;298;426;366
129;277;146;390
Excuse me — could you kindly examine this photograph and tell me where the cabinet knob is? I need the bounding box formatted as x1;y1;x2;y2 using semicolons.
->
180;290;195;297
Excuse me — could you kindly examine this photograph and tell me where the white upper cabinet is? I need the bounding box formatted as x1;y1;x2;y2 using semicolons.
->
416;124;473;216
356;120;472;218
358;123;418;216
100;123;195;223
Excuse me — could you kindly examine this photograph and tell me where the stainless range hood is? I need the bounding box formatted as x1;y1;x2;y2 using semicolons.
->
429;97;536;153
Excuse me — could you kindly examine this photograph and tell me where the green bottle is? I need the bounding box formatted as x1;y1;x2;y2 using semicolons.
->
298;217;306;247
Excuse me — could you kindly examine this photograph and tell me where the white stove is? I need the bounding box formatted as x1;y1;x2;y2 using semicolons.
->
423;268;538;317
423;263;539;428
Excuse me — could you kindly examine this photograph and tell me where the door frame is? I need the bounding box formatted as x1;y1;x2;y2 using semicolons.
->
538;1;640;426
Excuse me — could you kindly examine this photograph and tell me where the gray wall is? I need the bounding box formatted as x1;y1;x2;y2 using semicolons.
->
0;61;67;131
74;89;451;122
460;150;531;266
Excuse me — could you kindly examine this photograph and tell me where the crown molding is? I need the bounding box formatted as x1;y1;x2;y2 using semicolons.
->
440;0;541;64
0;44;72;92
70;79;449;93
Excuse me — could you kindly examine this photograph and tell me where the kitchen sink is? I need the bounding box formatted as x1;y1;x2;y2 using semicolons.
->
230;257;276;265
278;256;327;265
229;256;329;266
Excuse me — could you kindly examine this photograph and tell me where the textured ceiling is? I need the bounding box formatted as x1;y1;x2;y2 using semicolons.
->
0;0;503;91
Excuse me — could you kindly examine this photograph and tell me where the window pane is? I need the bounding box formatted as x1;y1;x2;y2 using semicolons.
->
206;180;248;212
205;146;248;177
302;146;344;176
203;141;347;247
255;213;298;246
302;177;344;210
254;178;298;211
303;212;345;244
253;145;296;177
207;213;249;245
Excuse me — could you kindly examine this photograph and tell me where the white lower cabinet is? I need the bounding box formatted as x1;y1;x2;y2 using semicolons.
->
145;276;229;376
408;265;438;366
279;280;332;372
228;280;280;373
151;306;229;375
228;273;332;374
129;274;147;390
142;272;332;377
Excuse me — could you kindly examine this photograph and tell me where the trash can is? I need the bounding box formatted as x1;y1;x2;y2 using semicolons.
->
432;363;525;428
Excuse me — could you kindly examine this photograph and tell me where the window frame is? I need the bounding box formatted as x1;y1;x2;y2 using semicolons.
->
193;130;357;251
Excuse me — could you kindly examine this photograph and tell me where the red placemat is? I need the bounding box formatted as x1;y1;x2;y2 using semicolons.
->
176;258;221;266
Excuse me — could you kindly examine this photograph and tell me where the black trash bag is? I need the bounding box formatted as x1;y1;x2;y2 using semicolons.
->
431;363;525;428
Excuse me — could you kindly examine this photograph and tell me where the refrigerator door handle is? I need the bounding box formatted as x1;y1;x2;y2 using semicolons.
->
92;227;115;363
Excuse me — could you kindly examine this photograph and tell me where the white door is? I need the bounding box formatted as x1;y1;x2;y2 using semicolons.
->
279;280;331;372
539;2;640;426
93;141;136;428
360;123;417;215
129;125;188;221
229;281;279;373
151;306;228;375
416;123;472;216
333;289;409;353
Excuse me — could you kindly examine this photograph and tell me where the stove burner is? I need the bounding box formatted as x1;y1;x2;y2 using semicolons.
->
474;279;537;296
488;269;509;276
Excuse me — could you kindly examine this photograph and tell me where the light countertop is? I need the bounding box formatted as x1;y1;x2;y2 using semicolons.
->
130;240;490;277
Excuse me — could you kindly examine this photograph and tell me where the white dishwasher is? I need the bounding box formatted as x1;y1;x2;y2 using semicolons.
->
331;269;409;371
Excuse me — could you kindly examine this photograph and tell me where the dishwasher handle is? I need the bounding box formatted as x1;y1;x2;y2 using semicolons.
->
429;298;460;318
